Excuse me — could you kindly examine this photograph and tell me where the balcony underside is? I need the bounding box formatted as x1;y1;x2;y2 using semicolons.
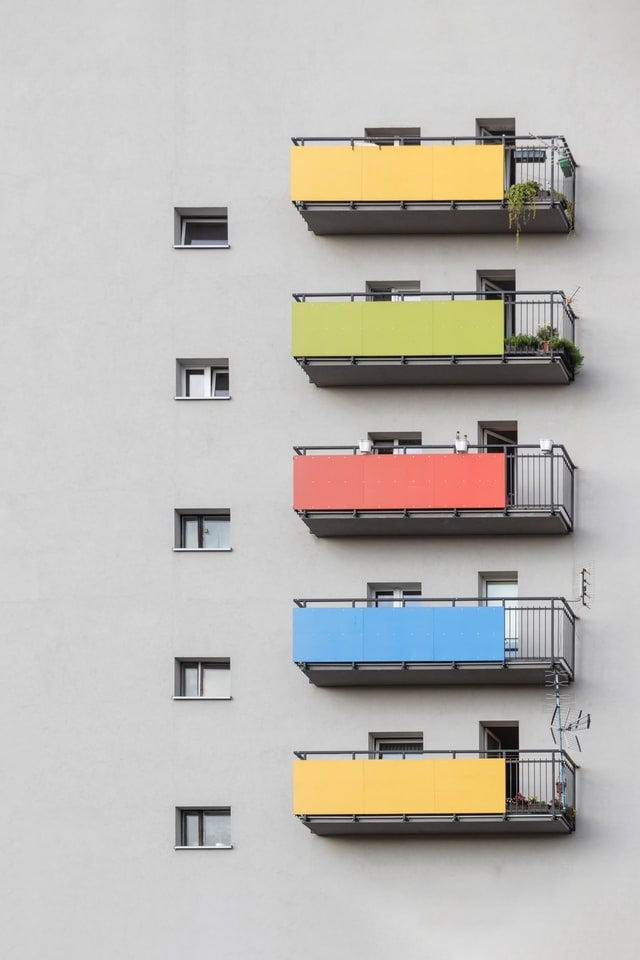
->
296;355;574;387
295;201;572;236
297;509;572;537
298;813;575;835
296;659;573;686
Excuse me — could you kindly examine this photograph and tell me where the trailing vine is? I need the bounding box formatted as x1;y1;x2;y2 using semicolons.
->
505;180;539;242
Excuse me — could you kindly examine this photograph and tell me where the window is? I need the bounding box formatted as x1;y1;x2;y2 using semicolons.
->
176;808;231;849
175;659;231;699
365;280;420;302
173;207;229;248
369;583;422;608
176;360;230;399
364;126;421;145
368;432;422;454
175;511;231;551
370;734;424;758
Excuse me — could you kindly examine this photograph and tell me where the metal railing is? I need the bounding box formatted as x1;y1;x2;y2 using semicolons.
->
293;596;575;672
291;134;577;206
293;444;575;524
292;290;577;345
293;749;577;816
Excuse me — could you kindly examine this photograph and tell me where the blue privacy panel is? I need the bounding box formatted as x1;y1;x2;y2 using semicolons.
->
293;606;505;662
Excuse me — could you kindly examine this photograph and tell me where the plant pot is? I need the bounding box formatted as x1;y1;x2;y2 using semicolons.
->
358;439;372;454
558;155;573;177
539;438;554;453
454;439;469;453
541;340;550;352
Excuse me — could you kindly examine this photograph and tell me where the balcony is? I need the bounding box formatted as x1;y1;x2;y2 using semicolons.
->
294;750;576;835
292;291;580;386
291;135;576;235
293;444;575;537
293;596;575;686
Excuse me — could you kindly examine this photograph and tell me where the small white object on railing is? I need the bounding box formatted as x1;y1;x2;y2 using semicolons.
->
539;438;554;454
454;431;469;453
358;439;372;454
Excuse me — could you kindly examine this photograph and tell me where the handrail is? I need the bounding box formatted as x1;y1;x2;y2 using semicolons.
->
292;595;576;619
291;135;577;167
293;289;568;300
292;442;577;469
293;748;578;771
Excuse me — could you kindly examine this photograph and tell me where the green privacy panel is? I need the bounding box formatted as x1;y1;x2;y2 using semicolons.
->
292;301;363;356
361;301;434;355
432;300;504;355
292;299;504;357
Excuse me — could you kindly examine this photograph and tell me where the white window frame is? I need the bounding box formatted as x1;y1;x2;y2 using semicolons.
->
373;588;422;608
174;659;231;700
177;364;230;400
369;434;422;455
180;216;229;248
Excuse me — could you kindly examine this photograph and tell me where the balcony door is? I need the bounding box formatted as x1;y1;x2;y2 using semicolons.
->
484;579;519;657
479;272;516;337
481;722;519;798
483;425;517;506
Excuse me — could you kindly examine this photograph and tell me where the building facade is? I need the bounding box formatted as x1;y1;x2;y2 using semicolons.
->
2;1;638;957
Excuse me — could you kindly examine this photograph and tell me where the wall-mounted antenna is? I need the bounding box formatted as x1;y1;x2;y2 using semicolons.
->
546;670;591;808
566;285;581;305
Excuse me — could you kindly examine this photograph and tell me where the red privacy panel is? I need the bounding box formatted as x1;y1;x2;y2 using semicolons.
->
293;453;506;510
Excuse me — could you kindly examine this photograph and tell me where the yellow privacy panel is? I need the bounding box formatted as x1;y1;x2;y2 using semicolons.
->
431;300;504;355
290;146;362;201
363;759;436;814
361;145;433;200
434;758;505;813
432;144;504;200
293;759;365;815
292;301;364;356
293;758;505;815
291;144;504;202
361;301;434;355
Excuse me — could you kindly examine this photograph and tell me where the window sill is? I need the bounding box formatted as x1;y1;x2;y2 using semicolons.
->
174;845;233;850
173;244;230;250
172;548;232;553
173;696;232;701
174;396;232;401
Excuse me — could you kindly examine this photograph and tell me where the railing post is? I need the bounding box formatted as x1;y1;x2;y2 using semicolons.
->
549;448;555;515
550;598;555;663
550;140;555;203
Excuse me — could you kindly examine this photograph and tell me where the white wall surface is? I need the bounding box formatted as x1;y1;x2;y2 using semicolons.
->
1;1;638;957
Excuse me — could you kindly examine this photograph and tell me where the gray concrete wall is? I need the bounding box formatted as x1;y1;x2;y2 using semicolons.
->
1;0;637;957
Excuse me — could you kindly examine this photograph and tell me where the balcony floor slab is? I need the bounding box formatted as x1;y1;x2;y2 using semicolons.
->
297;660;573;686
296;356;574;386
297;510;572;537
295;202;572;236
299;814;574;835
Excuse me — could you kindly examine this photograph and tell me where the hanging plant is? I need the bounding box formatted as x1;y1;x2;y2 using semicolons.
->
505;180;539;242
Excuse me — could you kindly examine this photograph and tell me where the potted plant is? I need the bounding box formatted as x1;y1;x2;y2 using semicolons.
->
504;333;539;354
536;324;558;352
505;180;539;242
454;431;469;453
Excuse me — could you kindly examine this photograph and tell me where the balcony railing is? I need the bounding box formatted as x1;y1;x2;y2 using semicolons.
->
292;290;579;385
293;444;576;536
293;596;576;685
291;135;576;235
293;749;577;835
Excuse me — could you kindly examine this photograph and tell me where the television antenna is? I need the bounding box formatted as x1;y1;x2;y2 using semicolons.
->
546;670;591;808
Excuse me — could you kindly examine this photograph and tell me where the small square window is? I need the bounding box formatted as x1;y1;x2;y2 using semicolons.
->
176;808;231;848
176;360;230;400
370;734;424;758
175;511;231;550
175;659;231;699
174;207;229;248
